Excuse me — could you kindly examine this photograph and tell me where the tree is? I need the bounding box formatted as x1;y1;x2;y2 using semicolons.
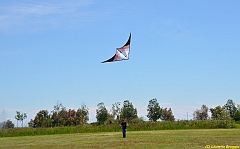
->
15;111;21;127
233;104;240;121
76;104;89;125
20;113;27;127
52;101;66;126
161;108;175;121
66;109;76;126
120;100;138;121
110;102;121;120
210;105;232;121
64;107;88;126
15;111;27;127
6;120;14;128
193;105;209;120
28;119;34;127
210;106;224;120
33;110;51;127
147;98;162;121
234;110;240;121
223;99;237;118
58;108;67;126
30;103;89;127
210;105;233;128
108;102;121;124
96;102;108;124
0;120;14;129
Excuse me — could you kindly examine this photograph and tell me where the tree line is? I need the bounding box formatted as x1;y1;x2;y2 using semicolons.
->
193;99;240;121
28;102;89;127
0;99;239;129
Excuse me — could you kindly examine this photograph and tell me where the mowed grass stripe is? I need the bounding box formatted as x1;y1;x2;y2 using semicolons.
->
0;129;239;149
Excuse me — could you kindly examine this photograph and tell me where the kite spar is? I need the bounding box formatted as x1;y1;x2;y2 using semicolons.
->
102;33;131;63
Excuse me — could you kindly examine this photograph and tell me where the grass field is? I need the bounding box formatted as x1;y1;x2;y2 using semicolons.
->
0;129;240;149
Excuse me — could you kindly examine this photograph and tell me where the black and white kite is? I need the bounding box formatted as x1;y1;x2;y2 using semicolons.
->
102;33;131;63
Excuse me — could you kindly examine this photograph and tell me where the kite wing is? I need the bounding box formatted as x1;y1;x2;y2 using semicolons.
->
102;33;131;63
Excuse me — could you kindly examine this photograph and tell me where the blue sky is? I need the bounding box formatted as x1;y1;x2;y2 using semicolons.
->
0;0;239;126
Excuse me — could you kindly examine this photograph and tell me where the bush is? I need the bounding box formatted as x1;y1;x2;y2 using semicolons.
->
0;120;237;137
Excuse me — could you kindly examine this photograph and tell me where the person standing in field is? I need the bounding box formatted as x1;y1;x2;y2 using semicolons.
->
120;119;128;138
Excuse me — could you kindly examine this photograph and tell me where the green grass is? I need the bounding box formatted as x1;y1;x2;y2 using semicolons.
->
0;129;239;149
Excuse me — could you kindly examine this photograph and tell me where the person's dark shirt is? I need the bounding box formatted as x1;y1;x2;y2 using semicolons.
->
121;121;127;129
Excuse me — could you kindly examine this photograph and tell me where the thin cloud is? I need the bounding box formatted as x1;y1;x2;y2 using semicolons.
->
10;1;92;15
160;102;172;106
1;1;92;16
0;107;20;122
0;0;94;31
7;4;59;16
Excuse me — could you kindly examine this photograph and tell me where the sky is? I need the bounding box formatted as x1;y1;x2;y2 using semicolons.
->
0;0;239;126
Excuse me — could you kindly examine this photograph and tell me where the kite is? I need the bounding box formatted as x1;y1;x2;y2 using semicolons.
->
102;33;131;63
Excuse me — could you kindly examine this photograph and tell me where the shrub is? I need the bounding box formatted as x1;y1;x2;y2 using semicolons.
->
0;120;237;137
